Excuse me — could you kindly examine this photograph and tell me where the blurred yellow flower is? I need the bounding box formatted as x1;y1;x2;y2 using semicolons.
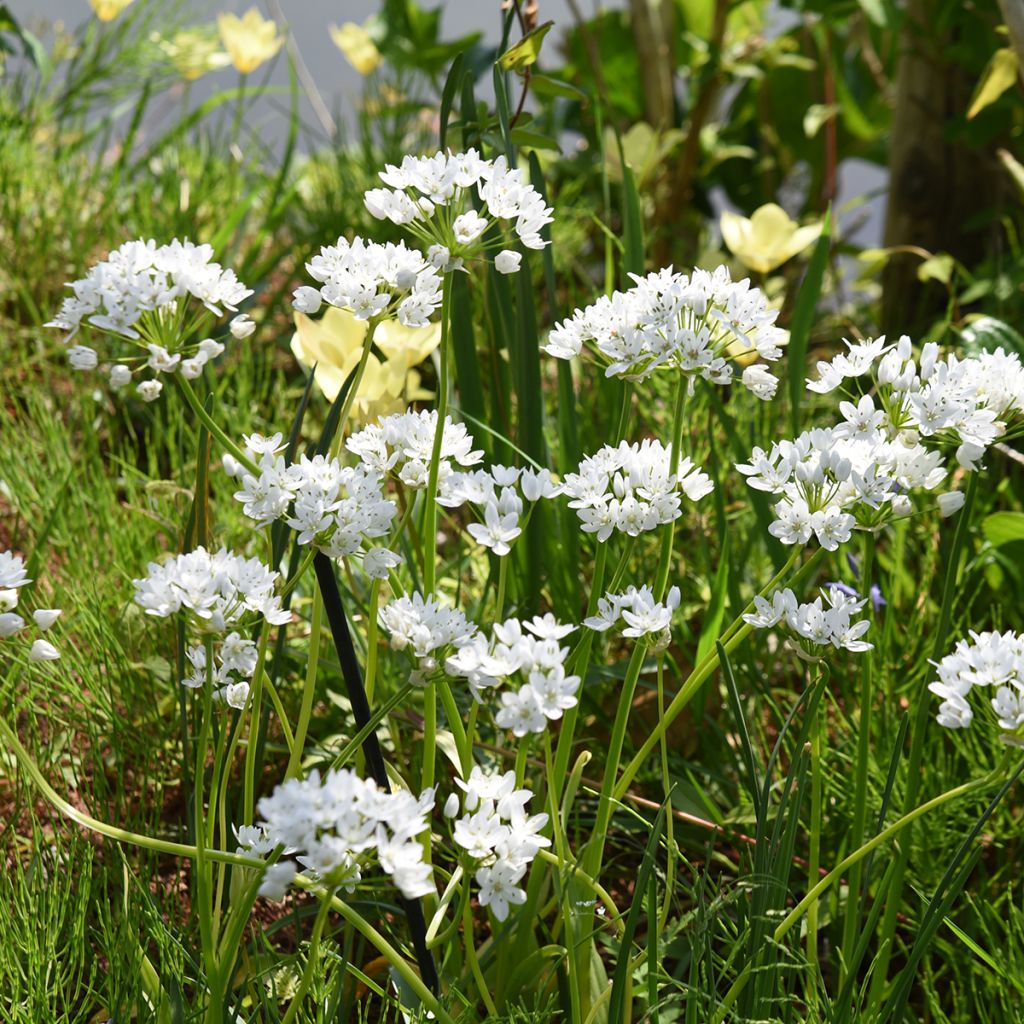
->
720;203;822;275
90;0;134;21
291;309;439;424
217;8;284;75
152;27;232;81
329;21;382;76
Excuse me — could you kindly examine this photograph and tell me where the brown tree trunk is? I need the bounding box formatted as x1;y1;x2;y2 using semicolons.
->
881;0;1003;338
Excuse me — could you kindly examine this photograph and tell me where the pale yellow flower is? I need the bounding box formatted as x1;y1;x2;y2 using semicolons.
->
152;27;232;81
329;22;382;76
217;8;284;75
720;203;822;275
290;309;439;424
90;0;134;21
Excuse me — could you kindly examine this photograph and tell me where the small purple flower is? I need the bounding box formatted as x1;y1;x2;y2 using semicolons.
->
826;581;860;600
870;583;886;611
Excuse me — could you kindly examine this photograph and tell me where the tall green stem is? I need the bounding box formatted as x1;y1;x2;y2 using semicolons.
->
281;893;334;1024
422;274;453;597
286;587;323;779
653;378;687;601
711;772;996;1024
868;472;978;1001
840;531;876;981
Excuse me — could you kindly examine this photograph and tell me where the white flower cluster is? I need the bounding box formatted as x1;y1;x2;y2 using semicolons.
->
561;440;713;543
0;551;61;662
807;336;1024;470
738;414;954;550
46;239;251;397
347;410;484;490
294;236;442;326
225;433;397;568
743;586;873;654
133;546;290;631
543;265;785;392
249;768;435;900
445;767;550;920
446;614;580;736
929;630;1024;733
584;585;681;652
438;464;561;558
181;632;258;709
378;592;477;680
364;148;553;261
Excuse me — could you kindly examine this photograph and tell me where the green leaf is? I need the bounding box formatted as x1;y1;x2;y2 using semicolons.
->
916;253;955;285
803;103;839;138
619;140;645;282
529;73;588;102
788;206;831;434
497;20;553;71
959;315;1024;357
439;51;464;150
509;126;561;151
998;147;1024;201
982;512;1024;547
696;534;730;667
967;47;1019;120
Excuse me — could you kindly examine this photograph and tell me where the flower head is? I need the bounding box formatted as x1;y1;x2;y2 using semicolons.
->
720;203;823;274
217;8;284;74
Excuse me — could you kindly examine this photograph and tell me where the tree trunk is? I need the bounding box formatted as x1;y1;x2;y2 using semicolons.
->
881;0;1003;338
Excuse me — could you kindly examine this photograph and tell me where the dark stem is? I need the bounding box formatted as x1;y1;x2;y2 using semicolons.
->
312;553;439;994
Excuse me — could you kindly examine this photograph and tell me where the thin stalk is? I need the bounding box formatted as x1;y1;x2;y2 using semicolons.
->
806;671;824;986
840;531;876;982
176;375;259;475
868;472;979;1001
281;893;334;1024
656;657;676;934
334;319;379;437
422;274;453;597
464;896;499;1017
243;621;272;824
364;578;383;705
285;586;323;779
196;639;220;1022
614;547;822;800
711;772;998;1024
653;378;687;601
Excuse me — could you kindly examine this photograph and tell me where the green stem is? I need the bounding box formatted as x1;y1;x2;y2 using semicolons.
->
840;531;876;982
868;471;979;1002
176;375;259;476
711;773;995;1024
422;275;453;597
281;892;334;1024
614;547;821;802
196;640;219;1020
364;578;383;705
334;319;379;439
286;586;323;779
464;895;499;1017
0;720;456;1024
243;622;272;825
806;669;824;986
653;378;687;601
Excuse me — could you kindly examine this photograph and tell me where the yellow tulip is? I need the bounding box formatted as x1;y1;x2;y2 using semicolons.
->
217;8;284;75
329;22;382;76
720;203;822;275
90;0;134;21
290;309;438;424
152;27;232;81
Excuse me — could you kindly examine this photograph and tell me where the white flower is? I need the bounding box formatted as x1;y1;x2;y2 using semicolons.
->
746;587;873;655
230;313;256;339
0;612;25;637
741;364;779;400
136;380;163;402
147;344;181;373
495;249;522;274
258;862;297;901
379;592;477;661
543;264;784;386
467;501;521;557
68;346;98;370
291;285;322;315
180;356;206;379
109;364;132;388
0;552;32;590
453;210;488;245
133;546;290;630
561;439;712;542
29;638;60;661
937;490;965;517
256;768;434;900
363;547;402;580
0;589;18;612
475;859;527;921
32;609;62;630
